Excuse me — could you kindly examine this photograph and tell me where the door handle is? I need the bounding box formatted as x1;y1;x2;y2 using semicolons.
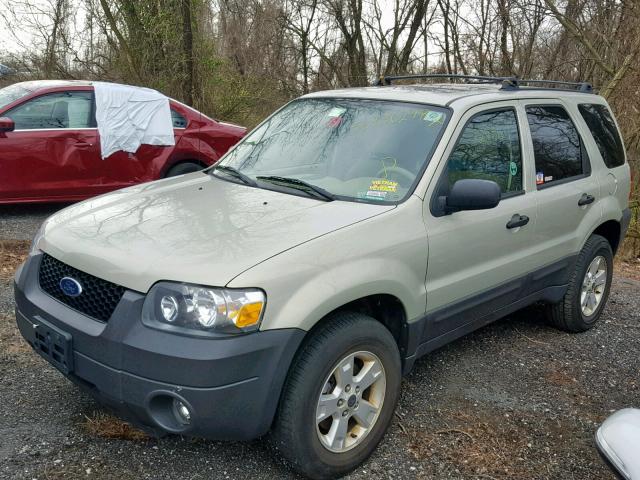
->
506;214;529;229
74;141;93;148
578;193;595;206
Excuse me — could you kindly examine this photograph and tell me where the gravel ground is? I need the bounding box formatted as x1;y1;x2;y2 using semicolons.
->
1;204;639;480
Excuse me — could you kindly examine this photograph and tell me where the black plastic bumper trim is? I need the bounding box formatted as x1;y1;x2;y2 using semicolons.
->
14;254;306;440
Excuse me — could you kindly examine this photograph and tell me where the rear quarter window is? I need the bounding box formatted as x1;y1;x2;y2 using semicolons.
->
171;109;188;128
578;104;625;168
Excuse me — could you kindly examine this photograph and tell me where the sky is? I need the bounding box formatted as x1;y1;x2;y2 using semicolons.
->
0;0;445;70
0;0;42;55
0;0;414;55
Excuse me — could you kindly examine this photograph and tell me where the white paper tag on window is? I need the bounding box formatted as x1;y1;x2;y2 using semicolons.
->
328;107;346;118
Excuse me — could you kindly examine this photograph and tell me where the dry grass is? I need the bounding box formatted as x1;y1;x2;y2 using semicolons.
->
0;313;32;357
545;367;578;387
407;408;545;479
615;257;640;281
81;411;149;441
38;461;140;480
0;239;30;281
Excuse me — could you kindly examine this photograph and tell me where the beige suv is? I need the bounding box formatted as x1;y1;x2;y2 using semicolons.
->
15;75;631;479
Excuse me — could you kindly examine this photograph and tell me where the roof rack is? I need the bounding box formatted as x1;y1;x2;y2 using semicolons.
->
501;78;593;93
374;74;509;86
374;74;593;93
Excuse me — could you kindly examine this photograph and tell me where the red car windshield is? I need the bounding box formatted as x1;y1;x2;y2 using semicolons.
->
0;84;32;110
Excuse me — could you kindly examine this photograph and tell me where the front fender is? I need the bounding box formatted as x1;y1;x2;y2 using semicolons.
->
227;198;429;332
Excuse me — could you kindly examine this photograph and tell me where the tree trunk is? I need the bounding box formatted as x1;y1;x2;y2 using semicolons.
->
181;0;195;105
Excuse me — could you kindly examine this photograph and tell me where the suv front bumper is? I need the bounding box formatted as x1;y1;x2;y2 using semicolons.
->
14;253;305;440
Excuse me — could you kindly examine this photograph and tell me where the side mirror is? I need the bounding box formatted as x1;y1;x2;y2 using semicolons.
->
0;117;15;133
444;179;501;213
596;408;640;480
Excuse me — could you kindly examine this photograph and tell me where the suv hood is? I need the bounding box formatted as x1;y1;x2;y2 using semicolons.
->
39;174;394;292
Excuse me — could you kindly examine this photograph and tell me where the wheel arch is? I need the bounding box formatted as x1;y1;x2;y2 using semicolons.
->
294;293;411;372
590;219;622;254
274;293;412;390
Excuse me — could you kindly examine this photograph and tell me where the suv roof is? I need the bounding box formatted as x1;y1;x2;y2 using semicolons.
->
305;82;602;109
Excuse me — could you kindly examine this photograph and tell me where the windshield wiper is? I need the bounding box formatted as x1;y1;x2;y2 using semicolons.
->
256;176;336;202
211;165;257;186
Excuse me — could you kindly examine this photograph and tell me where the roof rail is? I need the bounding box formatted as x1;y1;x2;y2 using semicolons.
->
375;74;593;93
501;78;593;93
374;74;509;86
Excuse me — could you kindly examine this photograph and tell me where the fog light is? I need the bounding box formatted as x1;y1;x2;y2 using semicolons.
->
173;399;191;425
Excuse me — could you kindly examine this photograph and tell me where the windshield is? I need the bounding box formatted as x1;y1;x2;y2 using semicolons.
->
217;98;449;203
0;84;31;110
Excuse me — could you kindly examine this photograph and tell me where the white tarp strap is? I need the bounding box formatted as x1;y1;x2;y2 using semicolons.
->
94;82;175;159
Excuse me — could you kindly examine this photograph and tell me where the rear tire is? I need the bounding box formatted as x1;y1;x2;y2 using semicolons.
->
546;234;613;332
271;312;401;479
165;162;203;177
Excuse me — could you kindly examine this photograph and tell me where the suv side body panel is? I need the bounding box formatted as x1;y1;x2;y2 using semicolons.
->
415;101;541;354
571;98;631;238
518;99;603;268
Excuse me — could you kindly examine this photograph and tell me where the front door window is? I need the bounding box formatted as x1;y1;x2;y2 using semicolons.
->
446;108;523;196
6;91;94;130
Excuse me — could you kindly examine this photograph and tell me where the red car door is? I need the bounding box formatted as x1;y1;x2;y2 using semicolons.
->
0;90;103;201
0;91;103;201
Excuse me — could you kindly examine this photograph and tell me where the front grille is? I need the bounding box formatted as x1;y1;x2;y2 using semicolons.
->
38;253;125;322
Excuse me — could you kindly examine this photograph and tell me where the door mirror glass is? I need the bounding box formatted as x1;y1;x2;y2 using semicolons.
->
445;179;501;213
0;117;15;133
596;408;640;480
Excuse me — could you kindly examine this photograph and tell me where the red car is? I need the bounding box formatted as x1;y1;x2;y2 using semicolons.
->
0;80;246;204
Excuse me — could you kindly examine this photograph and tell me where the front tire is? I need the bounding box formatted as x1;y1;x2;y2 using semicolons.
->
546;234;613;332
271;312;401;479
165;161;203;177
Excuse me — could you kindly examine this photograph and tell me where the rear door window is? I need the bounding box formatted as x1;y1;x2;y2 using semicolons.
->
526;105;587;187
7;91;94;130
446;108;523;196
578;104;625;168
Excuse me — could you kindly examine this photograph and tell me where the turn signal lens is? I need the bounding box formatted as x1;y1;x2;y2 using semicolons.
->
233;302;264;328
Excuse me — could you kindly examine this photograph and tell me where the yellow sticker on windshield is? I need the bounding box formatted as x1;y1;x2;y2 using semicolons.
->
369;179;398;193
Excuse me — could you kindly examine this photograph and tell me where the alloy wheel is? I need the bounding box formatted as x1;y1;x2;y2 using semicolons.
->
581;255;607;317
315;350;386;453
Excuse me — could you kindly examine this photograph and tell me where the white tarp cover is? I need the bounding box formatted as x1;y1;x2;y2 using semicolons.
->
94;82;175;159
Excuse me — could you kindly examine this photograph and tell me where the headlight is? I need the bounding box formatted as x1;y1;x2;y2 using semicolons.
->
142;281;266;336
30;222;46;255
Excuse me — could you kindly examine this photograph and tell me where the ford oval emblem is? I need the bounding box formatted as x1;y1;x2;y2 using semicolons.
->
59;277;83;297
